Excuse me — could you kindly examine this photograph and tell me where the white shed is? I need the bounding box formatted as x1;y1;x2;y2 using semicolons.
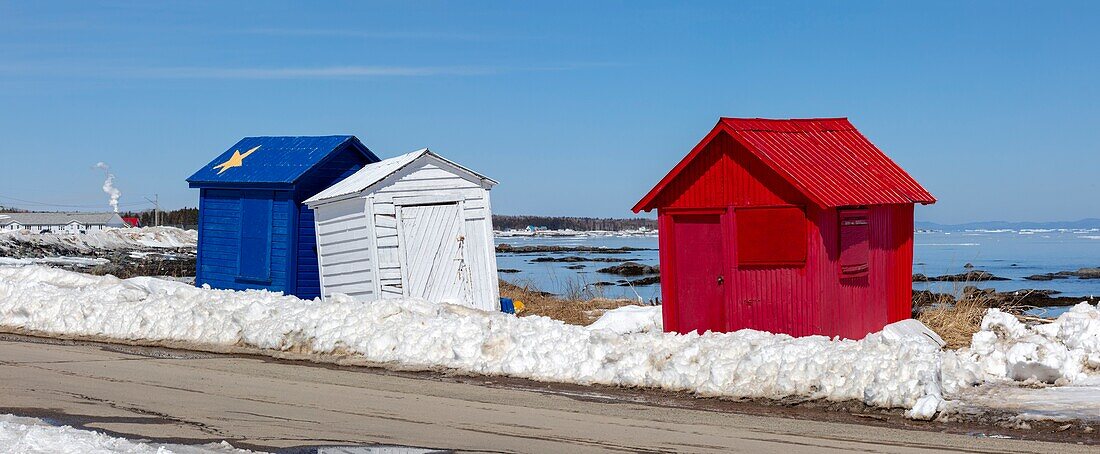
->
304;148;500;311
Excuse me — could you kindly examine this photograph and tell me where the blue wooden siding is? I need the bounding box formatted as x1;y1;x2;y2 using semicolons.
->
191;136;378;300
197;189;293;293
292;148;374;299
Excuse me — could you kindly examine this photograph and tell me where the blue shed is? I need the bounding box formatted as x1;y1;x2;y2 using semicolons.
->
187;136;379;299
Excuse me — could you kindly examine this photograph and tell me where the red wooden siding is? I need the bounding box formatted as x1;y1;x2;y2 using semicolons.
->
642;118;930;339
649;132;806;209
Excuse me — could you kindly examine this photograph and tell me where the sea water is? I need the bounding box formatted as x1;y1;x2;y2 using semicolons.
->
495;228;1100;302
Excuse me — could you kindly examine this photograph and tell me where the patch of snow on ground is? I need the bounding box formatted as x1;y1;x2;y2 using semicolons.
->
0;414;256;453
0;256;109;267
588;305;662;334
949;382;1100;422
0;227;196;253
0;266;945;416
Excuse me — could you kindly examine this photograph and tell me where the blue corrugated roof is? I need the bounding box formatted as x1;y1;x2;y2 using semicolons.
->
187;136;377;186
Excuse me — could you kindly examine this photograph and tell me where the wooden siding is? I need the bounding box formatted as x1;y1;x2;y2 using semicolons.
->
314;197;374;299
652;132;807;209
294;146;374;299
650;132;916;339
368;156;498;309
196;188;292;292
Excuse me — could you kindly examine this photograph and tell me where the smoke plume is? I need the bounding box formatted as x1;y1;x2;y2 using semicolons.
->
94;162;121;213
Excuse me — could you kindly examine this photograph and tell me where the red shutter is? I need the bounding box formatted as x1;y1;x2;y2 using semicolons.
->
736;206;807;267
839;209;869;276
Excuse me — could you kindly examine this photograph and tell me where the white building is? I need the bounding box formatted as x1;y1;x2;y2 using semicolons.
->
0;212;128;233
305;149;500;311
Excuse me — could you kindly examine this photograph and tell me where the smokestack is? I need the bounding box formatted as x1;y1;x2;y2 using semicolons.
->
94;162;121;213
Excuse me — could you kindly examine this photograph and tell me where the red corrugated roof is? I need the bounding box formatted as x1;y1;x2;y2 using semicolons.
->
633;117;935;212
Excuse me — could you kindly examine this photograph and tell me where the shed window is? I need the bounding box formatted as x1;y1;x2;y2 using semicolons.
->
736;206;807;267
238;191;273;282
838;209;870;276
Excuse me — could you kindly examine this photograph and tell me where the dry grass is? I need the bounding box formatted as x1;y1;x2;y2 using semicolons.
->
916;285;1025;349
916;296;992;349
499;280;639;326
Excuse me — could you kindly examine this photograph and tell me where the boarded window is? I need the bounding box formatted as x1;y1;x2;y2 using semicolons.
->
736;206;807;267
238;190;273;282
838;208;870;276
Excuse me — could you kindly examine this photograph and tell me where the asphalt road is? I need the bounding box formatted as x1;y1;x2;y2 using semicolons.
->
0;336;1090;453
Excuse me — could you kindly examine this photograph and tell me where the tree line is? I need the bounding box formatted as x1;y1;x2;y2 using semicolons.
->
491;215;656;231
121;208;199;227
6;204;655;232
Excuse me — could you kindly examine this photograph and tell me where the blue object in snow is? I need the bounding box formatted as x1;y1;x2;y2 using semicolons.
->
500;297;515;314
187;136;380;299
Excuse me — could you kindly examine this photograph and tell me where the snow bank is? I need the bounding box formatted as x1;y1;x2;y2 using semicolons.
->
587;305;662;334
959;304;1100;385
0;227;196;253
6;266;1094;421
0;414;254;453
0;266;946;415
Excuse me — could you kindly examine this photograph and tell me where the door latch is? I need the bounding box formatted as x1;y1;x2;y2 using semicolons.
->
717;275;724;285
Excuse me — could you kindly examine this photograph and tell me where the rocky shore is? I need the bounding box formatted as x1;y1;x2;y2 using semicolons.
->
530;256;627;263
913;285;1100;311
1024;267;1100;281
912;270;1009;282
496;244;654;254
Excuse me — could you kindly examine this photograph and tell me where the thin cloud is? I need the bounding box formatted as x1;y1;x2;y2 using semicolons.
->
233;28;494;41
0;62;616;80
132;65;501;79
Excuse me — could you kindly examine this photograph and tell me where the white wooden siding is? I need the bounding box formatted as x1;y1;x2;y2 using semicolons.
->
313;198;375;299
310;152;499;311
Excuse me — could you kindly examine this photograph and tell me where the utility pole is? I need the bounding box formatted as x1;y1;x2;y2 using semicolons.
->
144;194;160;226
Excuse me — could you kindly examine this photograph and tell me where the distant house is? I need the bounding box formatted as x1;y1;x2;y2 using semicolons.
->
0;212;127;233
633;117;935;339
304;148;500;310
187;136;380;299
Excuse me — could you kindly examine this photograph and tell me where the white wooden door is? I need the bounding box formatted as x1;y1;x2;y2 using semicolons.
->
397;202;473;304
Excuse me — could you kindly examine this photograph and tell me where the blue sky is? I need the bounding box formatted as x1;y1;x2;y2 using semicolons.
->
1;1;1097;223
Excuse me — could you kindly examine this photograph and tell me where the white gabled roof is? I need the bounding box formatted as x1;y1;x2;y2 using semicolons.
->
305;148;497;205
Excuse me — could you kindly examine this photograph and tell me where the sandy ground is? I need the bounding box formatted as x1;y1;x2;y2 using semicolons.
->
0;335;1094;453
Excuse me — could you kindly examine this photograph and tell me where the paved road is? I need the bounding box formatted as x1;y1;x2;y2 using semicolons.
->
0;336;1089;453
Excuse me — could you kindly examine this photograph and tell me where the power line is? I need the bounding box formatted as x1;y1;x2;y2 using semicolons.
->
0;194;151;209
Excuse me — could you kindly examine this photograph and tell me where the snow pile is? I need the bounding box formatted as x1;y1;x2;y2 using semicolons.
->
960;303;1100;384
0;266;946;416
0;414;255;453
588;305;662;334
881;319;946;348
0;226;196;253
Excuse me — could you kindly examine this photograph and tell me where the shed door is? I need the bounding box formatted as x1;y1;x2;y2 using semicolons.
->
238;190;273;282
397;202;473;304
670;214;726;334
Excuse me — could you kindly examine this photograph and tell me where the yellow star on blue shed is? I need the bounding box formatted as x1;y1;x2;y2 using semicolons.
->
213;145;261;175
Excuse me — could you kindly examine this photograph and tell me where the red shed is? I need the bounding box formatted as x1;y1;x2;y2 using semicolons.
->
633;118;935;339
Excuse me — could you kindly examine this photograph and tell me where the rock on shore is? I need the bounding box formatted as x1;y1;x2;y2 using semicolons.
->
912;270;1009;282
597;262;659;276
1025;267;1100;281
